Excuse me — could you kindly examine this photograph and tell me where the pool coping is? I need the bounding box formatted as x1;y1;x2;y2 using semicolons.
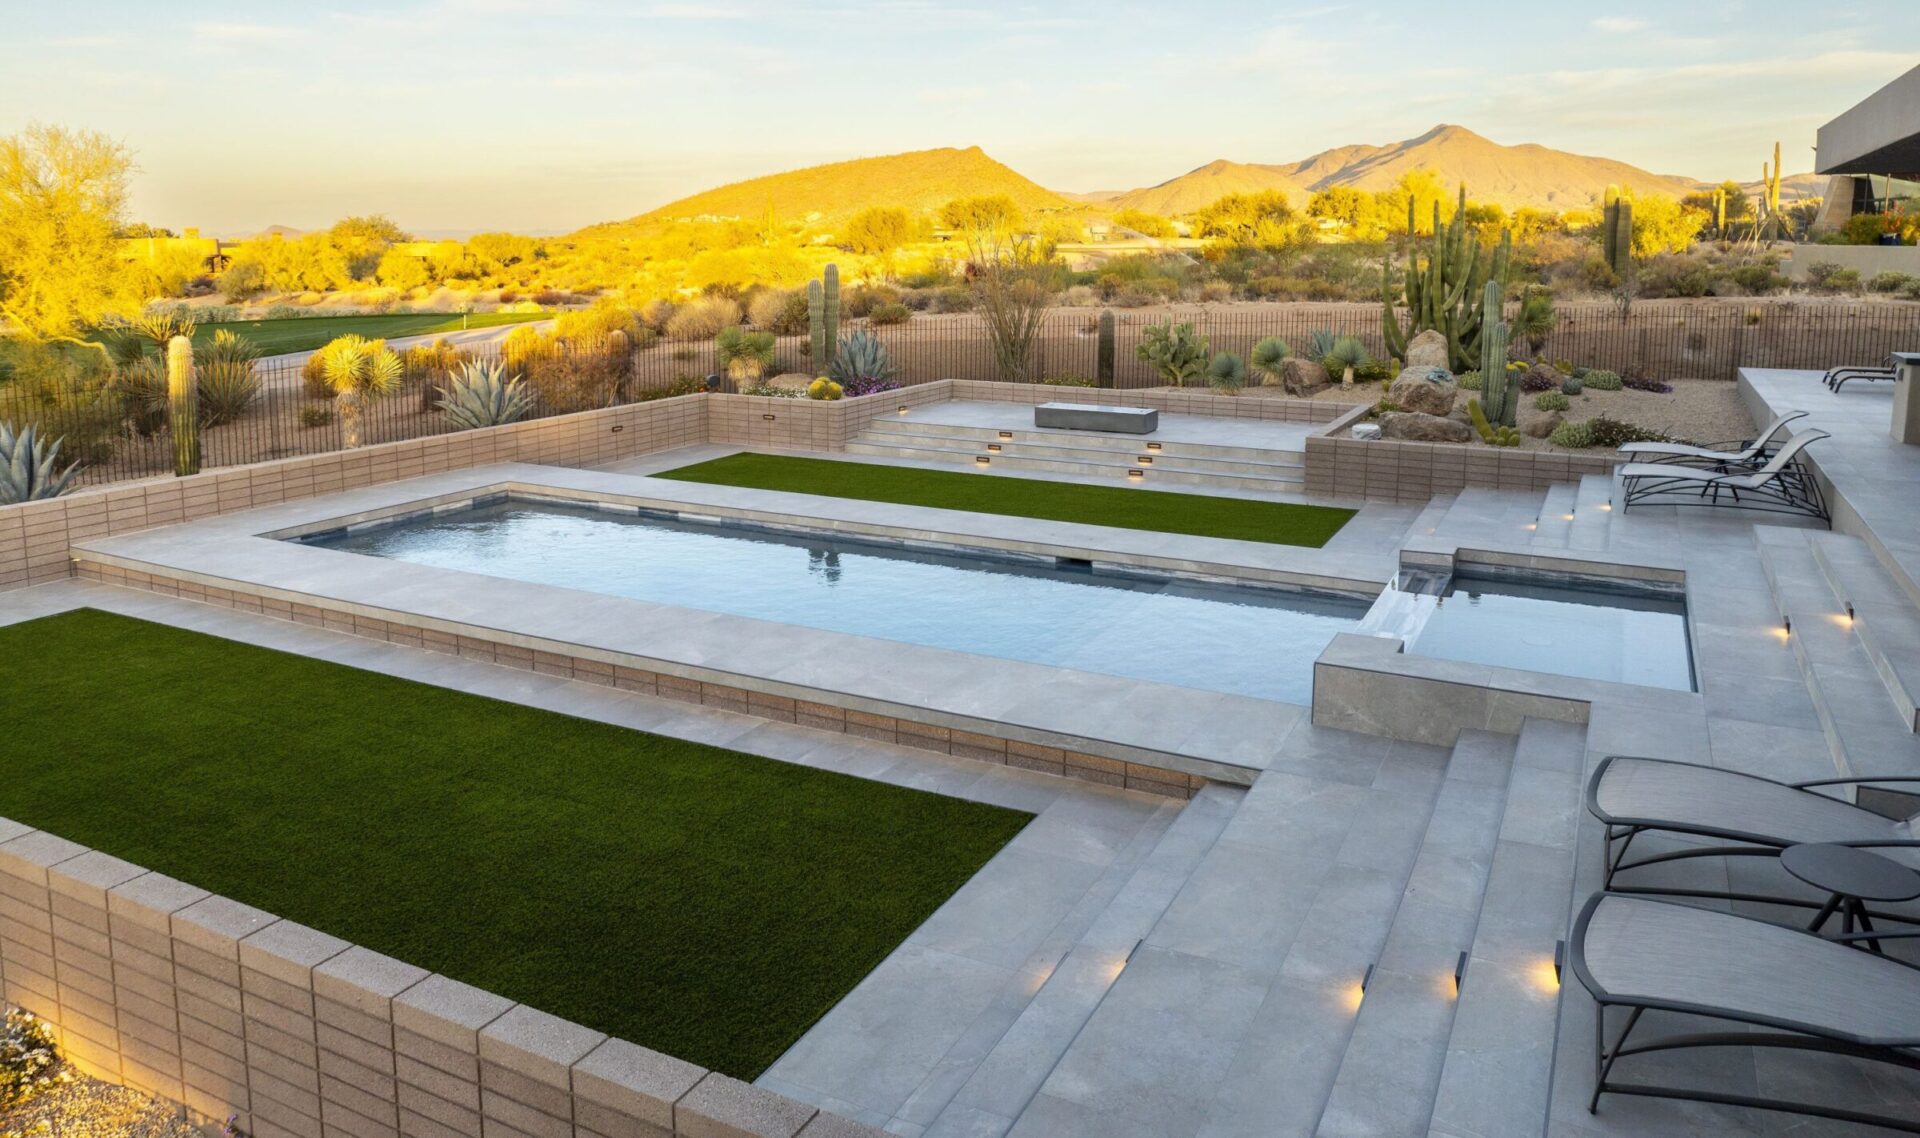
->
68;463;1385;790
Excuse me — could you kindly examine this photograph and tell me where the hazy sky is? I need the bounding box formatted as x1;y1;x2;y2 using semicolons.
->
3;1;1913;235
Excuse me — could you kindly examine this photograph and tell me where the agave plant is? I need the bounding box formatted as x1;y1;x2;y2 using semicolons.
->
437;360;533;429
1320;335;1370;388
827;329;900;396
1249;337;1290;385
1307;328;1340;360
1205;351;1248;395
0;421;80;504
318;335;403;447
196;330;261;426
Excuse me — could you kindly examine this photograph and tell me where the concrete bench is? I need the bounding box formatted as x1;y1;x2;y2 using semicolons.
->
1034;402;1159;434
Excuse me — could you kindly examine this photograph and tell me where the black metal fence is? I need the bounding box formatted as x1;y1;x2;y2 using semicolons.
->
4;299;1917;490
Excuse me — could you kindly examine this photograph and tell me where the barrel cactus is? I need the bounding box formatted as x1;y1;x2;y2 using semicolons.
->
0;422;80;503
806;377;843;401
437;360;533;429
1562;374;1584;396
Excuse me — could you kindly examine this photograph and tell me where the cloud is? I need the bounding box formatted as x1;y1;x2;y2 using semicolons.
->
193;21;301;44
646;3;748;17
1591;17;1649;32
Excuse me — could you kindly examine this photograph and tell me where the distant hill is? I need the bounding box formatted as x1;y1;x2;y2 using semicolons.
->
1272;124;1697;210
578;146;1070;237
1105;160;1310;216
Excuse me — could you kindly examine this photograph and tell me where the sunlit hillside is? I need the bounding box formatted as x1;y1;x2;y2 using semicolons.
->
1108;160;1312;215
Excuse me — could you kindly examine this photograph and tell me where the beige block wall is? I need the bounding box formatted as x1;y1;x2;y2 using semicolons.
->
0;823;885;1138
1304;432;1620;502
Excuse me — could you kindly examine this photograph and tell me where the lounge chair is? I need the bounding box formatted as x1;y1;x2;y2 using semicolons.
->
1572;892;1920;1133
1618;429;1829;521
1616;410;1805;470
1587;755;1920;901
1827;355;1897;391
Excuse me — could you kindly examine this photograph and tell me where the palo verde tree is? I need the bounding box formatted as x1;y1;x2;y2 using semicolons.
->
0;124;139;351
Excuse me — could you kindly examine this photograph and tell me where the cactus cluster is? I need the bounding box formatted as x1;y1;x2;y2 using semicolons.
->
1601;191;1634;279
807;264;841;369
1467;398;1521;447
1475;281;1517;428
1096;309;1116;387
1381;186;1511;373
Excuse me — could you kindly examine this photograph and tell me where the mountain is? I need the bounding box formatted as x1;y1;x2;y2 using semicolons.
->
580;146;1070;236
1105;159;1310;216
1274;124;1697;210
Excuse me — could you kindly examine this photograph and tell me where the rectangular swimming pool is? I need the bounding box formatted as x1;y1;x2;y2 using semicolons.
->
300;496;1368;704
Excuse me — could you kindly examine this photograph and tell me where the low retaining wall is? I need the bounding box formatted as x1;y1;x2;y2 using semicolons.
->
0;822;879;1138
1303;407;1621;502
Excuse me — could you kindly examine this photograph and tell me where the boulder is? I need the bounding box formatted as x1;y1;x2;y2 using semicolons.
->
1386;368;1459;417
1403;329;1451;371
1277;357;1331;397
766;372;814;393
1379;411;1473;443
1524;411;1563;439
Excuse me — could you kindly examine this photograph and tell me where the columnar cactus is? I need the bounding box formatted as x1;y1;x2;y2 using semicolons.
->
1381;185;1511;372
822;263;840;363
1602;197;1634;279
1477;281;1516;427
167;334;199;477
807;279;826;364
1096;309;1116;387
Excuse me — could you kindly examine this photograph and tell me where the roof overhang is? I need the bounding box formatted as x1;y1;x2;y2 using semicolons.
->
1817;63;1920;176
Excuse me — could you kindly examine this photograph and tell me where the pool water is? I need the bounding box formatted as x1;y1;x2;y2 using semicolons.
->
303;498;1368;704
1405;575;1695;691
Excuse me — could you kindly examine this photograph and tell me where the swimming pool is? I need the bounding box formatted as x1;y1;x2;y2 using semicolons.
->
301;496;1368;704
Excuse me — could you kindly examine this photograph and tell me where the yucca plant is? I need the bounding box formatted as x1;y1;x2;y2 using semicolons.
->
1205;351;1247;394
0;421;80;503
715;326;777;383
437;360;533;429
827;329;900;396
1249;336;1290;385
116;355;169;436
1320;335;1370;388
318;335;403;447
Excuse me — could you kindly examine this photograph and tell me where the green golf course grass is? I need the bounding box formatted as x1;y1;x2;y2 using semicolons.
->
0;608;1029;1077
193;311;549;355
654;452;1356;547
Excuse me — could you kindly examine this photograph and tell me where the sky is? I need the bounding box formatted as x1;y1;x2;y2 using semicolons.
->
2;1;1915;236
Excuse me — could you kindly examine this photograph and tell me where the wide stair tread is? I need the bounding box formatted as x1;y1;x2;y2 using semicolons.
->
1564;474;1616;552
1528;482;1580;550
918;784;1244;1137
1809;531;1920;733
845;437;1305;492
1754;528;1920;782
1431;718;1587;1138
861;419;1304;463
1314;731;1519;1138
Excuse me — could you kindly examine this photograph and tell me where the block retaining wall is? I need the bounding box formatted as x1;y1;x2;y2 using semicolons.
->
0;822;886;1138
1303;405;1622;502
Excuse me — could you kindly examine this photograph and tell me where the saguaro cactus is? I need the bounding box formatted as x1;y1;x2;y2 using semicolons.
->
1381;185;1511;372
1602;197;1634;279
822;263;841;368
167;334;200;476
1096;309;1116;387
1476;281;1515;428
807;279;826;364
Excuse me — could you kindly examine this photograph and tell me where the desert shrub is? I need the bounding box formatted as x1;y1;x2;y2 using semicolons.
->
554;298;640;342
218;260;268;302
867;302;911;326
1200;281;1234;303
1548;420;1594;448
1583;369;1623;391
899;288;936;311
1534;391;1569;412
1638;252;1715;299
639;298;677;330
1621;370;1674;394
842;285;901;319
715;326;776;382
1457;370;1483;390
1727;262;1790;295
664;296;741;340
1041;375;1096;387
1109;287;1157;308
1355;359;1394;382
632;375;708;402
1583;415;1669;448
1520;364;1563;393
523;349;625;414
1805;262;1863;294
747;288;809;334
197;330;262;426
0;1008;64;1107
299;405;333;427
529;289;566;306
1868;271;1915;294
1061;285;1097;306
0;340;123;467
932;286;974;313
1905;279;1920;301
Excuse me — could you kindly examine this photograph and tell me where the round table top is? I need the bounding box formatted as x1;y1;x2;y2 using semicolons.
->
1781;843;1920;902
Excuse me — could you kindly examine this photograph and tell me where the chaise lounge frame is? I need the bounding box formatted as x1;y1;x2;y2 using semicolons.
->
1618;429;1829;522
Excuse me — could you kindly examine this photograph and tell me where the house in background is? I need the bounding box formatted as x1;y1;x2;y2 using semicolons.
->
1811;62;1920;236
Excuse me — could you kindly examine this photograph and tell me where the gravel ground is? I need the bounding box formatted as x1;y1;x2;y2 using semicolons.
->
1225;378;1755;451
1;1070;207;1138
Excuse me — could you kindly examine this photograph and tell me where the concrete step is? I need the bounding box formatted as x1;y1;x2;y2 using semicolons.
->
1754;528;1920;784
919;785;1245;1138
1430;718;1587;1138
1314;731;1518;1138
865;420;1303;465
1565;474;1617;552
1809;532;1920;733
1529;482;1581;549
856;428;1307;479
843;440;1307;493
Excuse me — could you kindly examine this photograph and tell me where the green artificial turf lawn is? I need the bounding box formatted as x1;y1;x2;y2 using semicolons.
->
655;452;1356;547
191;311;548;355
0;609;1030;1078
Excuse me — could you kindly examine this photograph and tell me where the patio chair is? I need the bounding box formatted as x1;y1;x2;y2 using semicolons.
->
1587;755;1920;903
1618;429;1829;522
1572;892;1920;1133
1616;410;1805;470
1827;355;1897;391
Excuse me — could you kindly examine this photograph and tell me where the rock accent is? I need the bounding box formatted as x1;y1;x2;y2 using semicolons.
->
1379;411;1473;443
1403;329;1451;371
766;373;814;393
1386;369;1459;417
1277;358;1331;397
1524;411;1564;439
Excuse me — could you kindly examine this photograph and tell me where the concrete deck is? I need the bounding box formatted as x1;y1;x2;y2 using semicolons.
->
895;400;1321;452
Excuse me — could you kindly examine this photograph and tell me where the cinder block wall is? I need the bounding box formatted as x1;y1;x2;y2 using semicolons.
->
1303;422;1622;502
0;820;881;1138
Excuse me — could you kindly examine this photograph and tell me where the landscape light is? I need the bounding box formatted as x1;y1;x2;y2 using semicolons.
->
761;414;776;421
975;455;990;466
1453;951;1468;994
1553;939;1566;984
1845;602;1855;620
998;430;1013;439
898;405;909;414
1127;468;1144;480
1360;963;1375;993
1783;615;1792;636
1137;456;1153;465
987;443;1002;453
1146;442;1162;451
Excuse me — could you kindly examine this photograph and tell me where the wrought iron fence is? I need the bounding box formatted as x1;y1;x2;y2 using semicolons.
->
3;299;1917;490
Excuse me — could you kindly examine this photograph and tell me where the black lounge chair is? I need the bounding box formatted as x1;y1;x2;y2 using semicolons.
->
1572;892;1920;1133
1827;355;1898;391
1618;429;1829;522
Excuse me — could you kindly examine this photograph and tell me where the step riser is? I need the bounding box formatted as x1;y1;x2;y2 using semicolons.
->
1808;537;1920;734
843;443;1305;492
868;421;1303;463
857;432;1305;476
